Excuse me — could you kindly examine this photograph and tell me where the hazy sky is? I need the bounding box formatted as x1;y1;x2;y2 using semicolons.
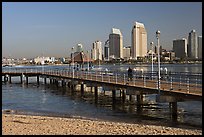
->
2;2;202;59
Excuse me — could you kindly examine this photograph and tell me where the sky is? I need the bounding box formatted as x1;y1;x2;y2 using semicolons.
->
2;2;202;59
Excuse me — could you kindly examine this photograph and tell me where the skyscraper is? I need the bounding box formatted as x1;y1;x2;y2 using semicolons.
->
198;36;202;59
76;43;83;52
173;38;187;59
104;46;109;61
109;28;123;59
91;40;102;60
188;30;198;59
131;21;147;60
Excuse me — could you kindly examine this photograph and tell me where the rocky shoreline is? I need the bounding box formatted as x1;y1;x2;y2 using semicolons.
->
2;114;202;135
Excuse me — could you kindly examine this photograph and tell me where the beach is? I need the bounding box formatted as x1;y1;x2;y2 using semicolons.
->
2;114;202;135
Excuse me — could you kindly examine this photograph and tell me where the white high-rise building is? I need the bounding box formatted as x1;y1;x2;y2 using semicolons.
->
198;36;202;59
91;40;102;60
173;38;187;59
76;43;83;52
131;21;147;60
109;28;123;59
188;30;198;59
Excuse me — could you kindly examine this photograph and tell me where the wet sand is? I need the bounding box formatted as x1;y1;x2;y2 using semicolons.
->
2;114;202;135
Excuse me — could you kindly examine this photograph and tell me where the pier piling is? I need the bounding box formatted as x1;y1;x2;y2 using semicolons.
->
122;90;126;103
9;75;11;83
94;86;98;104
20;75;23;84
112;90;116;103
37;75;39;85
44;78;47;84
169;102;178;120
26;76;28;85
81;83;84;96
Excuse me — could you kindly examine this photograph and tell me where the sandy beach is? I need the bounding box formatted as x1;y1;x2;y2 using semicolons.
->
2;114;202;135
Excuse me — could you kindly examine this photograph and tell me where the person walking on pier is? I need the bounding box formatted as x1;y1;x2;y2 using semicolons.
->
128;67;133;81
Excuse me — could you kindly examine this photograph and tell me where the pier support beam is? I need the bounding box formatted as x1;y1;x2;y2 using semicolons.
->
26;76;28;85
112;90;116;103
44;78;47;84
122;90;126;103
56;80;59;87
54;79;57;84
37;75;39;85
71;84;74;91
137;94;143;113
50;79;52;84
70;84;74;95
9;75;11;83
137;94;143;105
61;80;64;87
94;86;98;104
129;95;132;102
81;83;84;97
112;90;116;110
67;81;71;88
169;102;177;120
20;75;23;84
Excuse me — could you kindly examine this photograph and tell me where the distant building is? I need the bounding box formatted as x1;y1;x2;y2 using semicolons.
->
60;58;65;63
34;56;50;65
109;28;123;59
123;46;131;60
76;43;83;52
154;45;162;55
91;40;102;61
188;30;198;59
169;51;175;61
131;21;147;60
146;49;156;60
104;45;109;61
50;57;55;63
198;36;202;59
173;38;187;59
72;51;92;65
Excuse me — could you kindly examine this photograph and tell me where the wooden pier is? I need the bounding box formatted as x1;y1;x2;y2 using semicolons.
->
2;68;202;120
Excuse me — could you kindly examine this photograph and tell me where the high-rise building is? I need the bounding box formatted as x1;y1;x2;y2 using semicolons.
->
131;21;147;60
109;28;123;59
104;46;109;61
198;36;202;59
188;30;198;59
76;43;83;52
173;38;187;59
91;40;102;60
123;46;131;60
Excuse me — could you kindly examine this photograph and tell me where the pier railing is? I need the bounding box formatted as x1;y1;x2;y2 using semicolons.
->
2;68;202;96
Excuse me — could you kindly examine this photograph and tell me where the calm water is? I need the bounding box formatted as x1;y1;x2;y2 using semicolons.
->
2;63;202;129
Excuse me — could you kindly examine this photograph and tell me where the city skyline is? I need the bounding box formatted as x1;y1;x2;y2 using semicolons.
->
2;2;202;58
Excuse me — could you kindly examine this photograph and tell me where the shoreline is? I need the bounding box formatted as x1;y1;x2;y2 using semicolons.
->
2;113;202;135
2;61;202;67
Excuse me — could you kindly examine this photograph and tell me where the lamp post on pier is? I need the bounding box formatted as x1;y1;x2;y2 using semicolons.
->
150;42;154;79
72;47;75;78
156;30;161;94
